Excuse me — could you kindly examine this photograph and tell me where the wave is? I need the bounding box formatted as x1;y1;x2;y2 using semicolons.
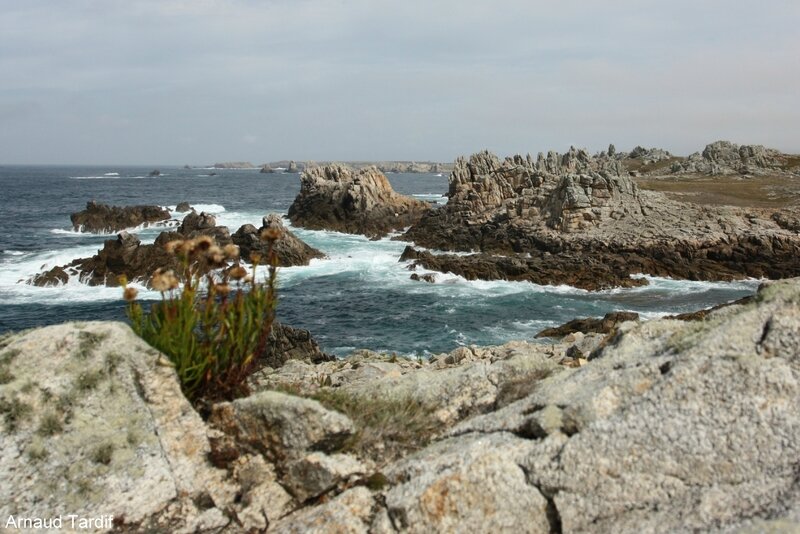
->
104;172;119;176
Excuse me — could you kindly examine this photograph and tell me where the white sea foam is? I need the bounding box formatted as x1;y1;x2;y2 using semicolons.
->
104;172;119;176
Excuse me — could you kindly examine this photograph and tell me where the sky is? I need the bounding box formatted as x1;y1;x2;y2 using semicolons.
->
1;0;799;165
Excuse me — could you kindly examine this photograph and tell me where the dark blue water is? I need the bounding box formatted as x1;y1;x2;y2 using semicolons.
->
0;165;757;355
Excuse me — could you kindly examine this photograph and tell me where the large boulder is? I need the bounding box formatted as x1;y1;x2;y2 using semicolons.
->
288;164;430;238
70;201;171;233
232;214;325;267
0;322;235;532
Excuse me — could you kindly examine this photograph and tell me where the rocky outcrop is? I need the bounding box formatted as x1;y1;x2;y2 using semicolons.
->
70;201;171;233
670;140;790;176
31;231;181;287
31;212;231;288
213;162;255;169
286;161;300;173
535;311;640;338
175;201;192;212
148;169;161;177
232;214;325;267
260;165;276;174
288;164;431;238
403;150;800;288
261;322;335;369
0;322;237;532
5;279;800;531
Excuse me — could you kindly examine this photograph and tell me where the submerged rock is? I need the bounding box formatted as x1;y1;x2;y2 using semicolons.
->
70;201;171;233
288;164;431;238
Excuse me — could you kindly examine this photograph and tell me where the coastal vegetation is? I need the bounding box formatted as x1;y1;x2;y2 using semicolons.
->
124;230;280;402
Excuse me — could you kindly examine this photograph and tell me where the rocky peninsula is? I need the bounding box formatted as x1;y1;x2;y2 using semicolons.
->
70;201;172;233
2;277;799;532
400;148;800;289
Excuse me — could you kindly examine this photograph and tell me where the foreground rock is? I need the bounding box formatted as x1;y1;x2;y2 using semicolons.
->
0;322;236;532
4;278;800;531
70;201;171;233
288;164;431;238
403;150;800;288
233;214;326;267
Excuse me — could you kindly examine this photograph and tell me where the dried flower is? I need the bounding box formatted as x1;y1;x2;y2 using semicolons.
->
151;269;179;292
249;252;263;264
229;265;248;280
117;274;128;287
123;286;138;302
164;240;184;254
194;235;213;252
223;244;240;260
260;227;282;241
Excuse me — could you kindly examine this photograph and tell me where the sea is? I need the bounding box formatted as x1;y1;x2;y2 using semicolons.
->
0;165;759;357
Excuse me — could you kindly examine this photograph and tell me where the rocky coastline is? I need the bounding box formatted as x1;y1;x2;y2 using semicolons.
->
399;149;800;290
2;277;799;532
31;209;322;288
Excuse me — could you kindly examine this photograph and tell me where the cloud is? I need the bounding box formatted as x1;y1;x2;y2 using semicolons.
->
0;0;798;163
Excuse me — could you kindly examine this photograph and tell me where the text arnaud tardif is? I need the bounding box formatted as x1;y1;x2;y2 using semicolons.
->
5;514;114;530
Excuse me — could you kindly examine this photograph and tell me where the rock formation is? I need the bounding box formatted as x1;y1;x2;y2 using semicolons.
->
148;169;161;177
259;164;276;174
232;214;325;267
671;140;788;176
31;231;181;288
260;322;335;369
535;311;640;338
288;164;431;238
4;278;800;531
212;162;255;169
402;150;800;288
70;201;171;233
286;161;300;173
175;201;192;212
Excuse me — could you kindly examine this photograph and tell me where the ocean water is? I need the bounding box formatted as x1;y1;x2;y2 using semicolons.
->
0;165;758;356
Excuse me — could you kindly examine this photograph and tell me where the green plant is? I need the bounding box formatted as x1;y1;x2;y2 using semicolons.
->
125;233;279;403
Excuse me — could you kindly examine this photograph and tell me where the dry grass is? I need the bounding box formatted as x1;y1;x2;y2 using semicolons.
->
311;389;440;465
635;174;800;209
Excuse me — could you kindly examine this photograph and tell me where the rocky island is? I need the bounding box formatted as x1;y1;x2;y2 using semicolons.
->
288;164;430;239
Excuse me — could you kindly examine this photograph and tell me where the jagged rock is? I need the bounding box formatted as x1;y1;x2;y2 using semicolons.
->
383;432;551;533
410;272;436;283
232;214;325;267
535;311;640;338
286;161;300;173
175;201;192;212
29;265;69;287
667;294;755;321
403;149;800;288
30;211;233;288
283;452;367;502
208;391;355;462
260;164;276;174
148;169;161;177
672;140;788;176
772;210;800;232
70;201;170;233
269;487;375;534
30;231;181;288
0;322;235;532
261;322;335;368
288;164;431;238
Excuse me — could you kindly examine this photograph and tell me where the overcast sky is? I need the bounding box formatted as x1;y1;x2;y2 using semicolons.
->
1;0;798;165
